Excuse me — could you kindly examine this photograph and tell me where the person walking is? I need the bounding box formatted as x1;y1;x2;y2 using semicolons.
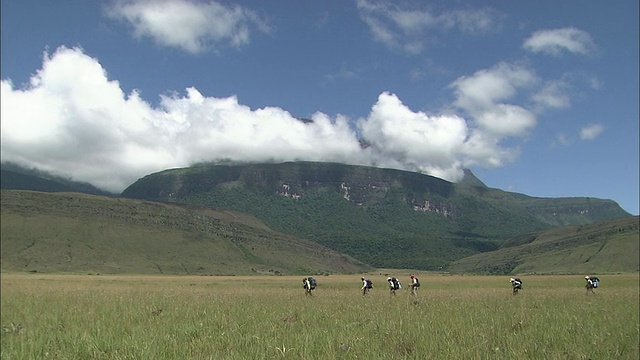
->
409;274;420;296
585;275;599;293
510;277;523;295
303;277;316;296
361;277;372;296
387;277;401;295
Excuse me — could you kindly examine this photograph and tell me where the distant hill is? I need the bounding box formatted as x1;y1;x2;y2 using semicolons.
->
121;161;631;270
448;216;639;275
1;163;112;196
0;190;370;275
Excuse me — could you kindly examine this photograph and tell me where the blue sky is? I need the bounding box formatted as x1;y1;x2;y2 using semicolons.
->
1;0;638;215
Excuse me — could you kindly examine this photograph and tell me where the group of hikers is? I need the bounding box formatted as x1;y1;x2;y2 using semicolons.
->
509;275;600;295
302;274;421;296
303;274;600;296
362;274;421;296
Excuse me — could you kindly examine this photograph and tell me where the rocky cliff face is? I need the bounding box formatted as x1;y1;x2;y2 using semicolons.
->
129;161;627;222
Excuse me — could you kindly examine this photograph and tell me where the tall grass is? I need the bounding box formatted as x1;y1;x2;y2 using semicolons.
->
1;273;638;359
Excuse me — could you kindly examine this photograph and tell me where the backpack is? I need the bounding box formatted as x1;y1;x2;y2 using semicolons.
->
414;278;420;287
308;277;317;290
366;280;373;289
390;278;400;290
393;278;401;290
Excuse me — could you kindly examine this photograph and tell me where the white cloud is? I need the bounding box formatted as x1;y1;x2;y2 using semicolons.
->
357;92;524;177
474;104;536;137
450;62;538;136
323;68;358;82
552;133;571;147
358;92;469;179
587;76;602;90
579;124;604;140
523;27;596;56
355;0;501;54
1;47;533;193
460;130;519;168
1;47;361;192
451;63;537;110
106;0;270;54
450;8;500;33
532;80;571;110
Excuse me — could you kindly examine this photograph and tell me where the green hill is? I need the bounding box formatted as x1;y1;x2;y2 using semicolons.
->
0;190;370;275
1;163;112;196
448;216;639;275
121;161;631;269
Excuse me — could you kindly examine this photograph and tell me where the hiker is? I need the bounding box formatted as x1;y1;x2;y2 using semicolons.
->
585;276;599;293
361;277;372;295
510;277;523;295
387;277;401;295
303;277;316;296
409;274;420;296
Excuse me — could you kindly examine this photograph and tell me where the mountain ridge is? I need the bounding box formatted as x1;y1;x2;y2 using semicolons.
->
120;161;631;269
2;160;632;271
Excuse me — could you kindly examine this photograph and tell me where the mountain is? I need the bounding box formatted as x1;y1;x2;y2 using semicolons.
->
0;163;112;196
0;190;369;275
448;216;639;274
121;161;631;270
459;168;488;188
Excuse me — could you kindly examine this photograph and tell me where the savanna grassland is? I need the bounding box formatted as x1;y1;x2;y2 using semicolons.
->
1;273;638;359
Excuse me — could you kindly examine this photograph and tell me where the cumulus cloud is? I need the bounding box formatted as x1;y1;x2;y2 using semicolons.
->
450;62;538;137
355;0;501;54
1;47;359;192
106;0;270;54
579;124;604;140
523;27;596;56
358;92;469;180
1;47;538;193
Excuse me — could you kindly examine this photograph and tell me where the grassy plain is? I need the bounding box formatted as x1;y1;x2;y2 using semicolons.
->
1;273;638;359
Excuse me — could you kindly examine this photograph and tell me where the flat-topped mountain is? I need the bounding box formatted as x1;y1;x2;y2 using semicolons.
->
121;162;631;269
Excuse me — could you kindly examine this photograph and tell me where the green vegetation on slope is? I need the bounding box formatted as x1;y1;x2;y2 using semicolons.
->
1;163;112;196
0;190;369;275
121;162;630;269
448;216;639;275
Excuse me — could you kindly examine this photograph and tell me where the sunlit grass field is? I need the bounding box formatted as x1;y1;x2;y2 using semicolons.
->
1;273;638;359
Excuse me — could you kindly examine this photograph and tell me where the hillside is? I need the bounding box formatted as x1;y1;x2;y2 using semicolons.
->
448;216;639;275
121;161;631;269
0;190;370;275
1;163;112;196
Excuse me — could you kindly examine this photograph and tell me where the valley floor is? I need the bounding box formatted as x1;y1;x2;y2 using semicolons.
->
2;272;638;359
